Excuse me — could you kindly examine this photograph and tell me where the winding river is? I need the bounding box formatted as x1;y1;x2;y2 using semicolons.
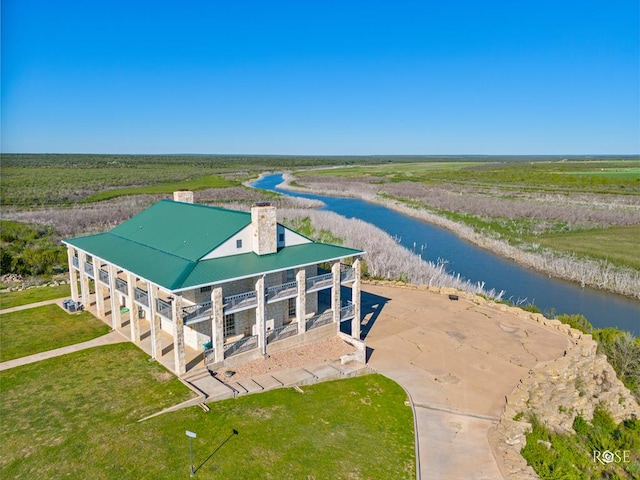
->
253;174;639;335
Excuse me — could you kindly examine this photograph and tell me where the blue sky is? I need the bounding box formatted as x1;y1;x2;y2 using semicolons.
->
2;1;638;155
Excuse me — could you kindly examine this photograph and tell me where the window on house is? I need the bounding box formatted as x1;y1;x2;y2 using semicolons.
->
279;233;285;242
288;298;296;318
200;285;212;293
285;269;295;282
224;313;235;337
236;239;242;248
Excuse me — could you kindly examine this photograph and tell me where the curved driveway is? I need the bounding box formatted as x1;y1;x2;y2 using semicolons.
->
361;283;569;479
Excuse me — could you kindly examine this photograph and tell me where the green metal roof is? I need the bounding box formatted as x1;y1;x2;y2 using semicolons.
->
64;200;363;291
179;242;362;290
109;199;251;261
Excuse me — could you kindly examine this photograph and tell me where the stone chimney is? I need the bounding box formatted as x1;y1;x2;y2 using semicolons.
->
251;202;277;255
173;190;194;204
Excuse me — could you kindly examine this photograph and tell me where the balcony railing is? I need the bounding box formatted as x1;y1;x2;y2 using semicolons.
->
224;335;258;358
72;256;79;268
266;281;297;303
84;262;95;278
306;273;333;292
156;298;173;320
267;322;298;344
98;268;109;284
183;301;212;325
224;291;258;313
340;302;355;321
306;310;333;331
134;287;149;307
340;267;355;284
115;277;128;294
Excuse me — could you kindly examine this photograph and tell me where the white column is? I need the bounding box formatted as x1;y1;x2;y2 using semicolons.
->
351;258;361;340
127;272;140;343
172;295;186;375
78;251;90;307
212;287;224;363
296;268;307;334
67;246;79;302
108;264;121;330
256;276;266;355
148;283;162;359
94;258;105;319
331;261;341;328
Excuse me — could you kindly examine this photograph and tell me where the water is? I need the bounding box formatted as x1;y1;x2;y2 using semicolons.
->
253;173;640;335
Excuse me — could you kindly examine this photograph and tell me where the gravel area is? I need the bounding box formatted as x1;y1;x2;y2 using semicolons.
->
215;336;355;381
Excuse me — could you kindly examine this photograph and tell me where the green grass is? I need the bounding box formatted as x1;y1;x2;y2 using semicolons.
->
0;346;415;479
0;304;110;361
283;216;344;245
0;343;197;479
83;175;238;202
302;160;640;195
537;225;640;270
0;284;71;309
299;161;481;179
556;166;640;179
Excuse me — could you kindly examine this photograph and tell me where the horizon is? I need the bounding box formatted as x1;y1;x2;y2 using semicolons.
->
2;152;638;158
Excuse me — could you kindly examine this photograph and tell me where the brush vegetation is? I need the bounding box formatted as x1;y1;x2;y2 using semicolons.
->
557;314;640;400
521;408;640;479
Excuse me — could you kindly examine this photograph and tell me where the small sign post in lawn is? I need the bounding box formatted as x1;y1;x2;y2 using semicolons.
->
186;430;197;476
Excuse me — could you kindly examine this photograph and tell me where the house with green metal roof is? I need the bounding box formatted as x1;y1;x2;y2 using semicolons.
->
63;191;364;376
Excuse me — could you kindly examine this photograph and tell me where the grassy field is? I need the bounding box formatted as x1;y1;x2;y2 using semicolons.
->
1;153;464;206
537;224;640;270
299;160;640;195
0;284;71;309
5;154;635;206
83;175;238;202
0;304;110;361
0;344;415;479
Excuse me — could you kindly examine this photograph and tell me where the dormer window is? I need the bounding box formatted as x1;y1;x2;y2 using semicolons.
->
236;239;243;249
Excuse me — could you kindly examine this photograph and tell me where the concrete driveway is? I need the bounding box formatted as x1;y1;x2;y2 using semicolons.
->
361;282;570;479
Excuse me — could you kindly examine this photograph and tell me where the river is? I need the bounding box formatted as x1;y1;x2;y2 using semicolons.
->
253;173;639;335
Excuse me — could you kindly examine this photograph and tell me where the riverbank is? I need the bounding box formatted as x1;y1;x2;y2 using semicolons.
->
277;173;640;301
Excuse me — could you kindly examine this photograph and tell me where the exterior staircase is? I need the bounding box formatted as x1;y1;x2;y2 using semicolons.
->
181;360;368;403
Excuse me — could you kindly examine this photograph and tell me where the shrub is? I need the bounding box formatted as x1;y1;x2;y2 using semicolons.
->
0;221;67;277
556;313;593;334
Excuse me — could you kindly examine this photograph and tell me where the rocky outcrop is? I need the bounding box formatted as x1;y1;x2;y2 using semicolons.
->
492;311;639;479
363;280;639;480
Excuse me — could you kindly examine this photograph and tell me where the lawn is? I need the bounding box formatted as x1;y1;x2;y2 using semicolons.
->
0;304;110;361
0;344;415;479
0;284;71;309
537;225;640;270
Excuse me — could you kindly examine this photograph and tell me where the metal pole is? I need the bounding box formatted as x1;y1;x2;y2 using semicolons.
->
186;430;197;477
190;436;194;477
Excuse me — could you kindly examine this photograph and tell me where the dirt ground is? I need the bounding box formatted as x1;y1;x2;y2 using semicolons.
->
361;281;570;479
